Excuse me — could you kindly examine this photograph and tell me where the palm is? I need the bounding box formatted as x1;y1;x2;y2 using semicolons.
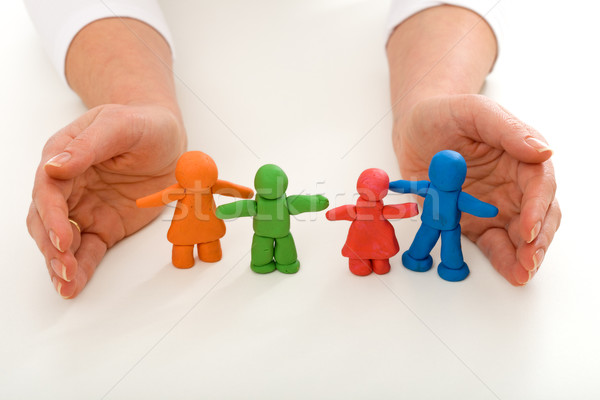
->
67;161;175;247
393;95;559;285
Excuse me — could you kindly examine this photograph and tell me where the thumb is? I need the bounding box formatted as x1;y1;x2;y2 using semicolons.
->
44;107;144;180
459;95;554;163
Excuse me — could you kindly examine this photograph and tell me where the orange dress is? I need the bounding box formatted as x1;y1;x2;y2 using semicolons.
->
167;190;225;245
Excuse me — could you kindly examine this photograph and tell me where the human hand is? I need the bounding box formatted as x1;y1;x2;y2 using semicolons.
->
393;94;560;285
27;104;186;298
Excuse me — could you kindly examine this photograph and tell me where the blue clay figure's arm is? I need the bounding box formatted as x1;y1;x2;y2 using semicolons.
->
458;192;499;218
286;195;329;215
216;200;257;219
389;180;430;197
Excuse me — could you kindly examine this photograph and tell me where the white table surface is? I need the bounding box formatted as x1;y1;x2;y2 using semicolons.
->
1;1;599;399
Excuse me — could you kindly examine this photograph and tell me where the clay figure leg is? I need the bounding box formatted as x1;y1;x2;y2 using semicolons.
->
172;244;195;269
348;258;372;276
251;234;276;274
402;224;441;272
438;225;469;282
274;233;300;274
198;239;222;263
372;259;391;275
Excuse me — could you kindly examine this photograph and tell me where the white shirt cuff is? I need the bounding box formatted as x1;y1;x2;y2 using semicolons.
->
386;0;502;58
24;0;174;85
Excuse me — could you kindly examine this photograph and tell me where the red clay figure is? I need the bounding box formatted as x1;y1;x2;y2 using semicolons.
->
136;151;253;268
326;168;418;276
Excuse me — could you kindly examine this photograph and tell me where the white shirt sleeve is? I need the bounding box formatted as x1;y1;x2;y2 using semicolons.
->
24;0;174;84
386;0;502;48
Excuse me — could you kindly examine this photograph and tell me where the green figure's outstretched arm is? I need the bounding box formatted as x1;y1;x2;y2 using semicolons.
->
216;200;257;220
287;195;329;216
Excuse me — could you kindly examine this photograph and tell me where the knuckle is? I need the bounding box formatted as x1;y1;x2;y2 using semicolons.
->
548;176;557;194
554;201;562;230
502;115;525;133
66;135;95;165
31;184;38;201
26;209;35;235
42;135;58;155
129;111;149;137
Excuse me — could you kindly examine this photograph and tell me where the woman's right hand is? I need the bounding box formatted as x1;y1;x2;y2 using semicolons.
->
27;103;186;298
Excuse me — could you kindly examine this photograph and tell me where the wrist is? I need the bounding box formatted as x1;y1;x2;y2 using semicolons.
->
66;17;179;115
386;5;497;120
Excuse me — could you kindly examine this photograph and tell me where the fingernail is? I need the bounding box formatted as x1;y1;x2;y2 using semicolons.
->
45;152;71;168
49;230;63;252
525;137;553;154
529;221;542;243
51;258;70;282
533;248;545;270
516;271;529;285
52;276;63;296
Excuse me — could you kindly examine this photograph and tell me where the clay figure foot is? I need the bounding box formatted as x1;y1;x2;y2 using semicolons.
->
251;234;275;274
437;262;470;282
349;258;372;276
276;260;300;274
198;240;222;263
172;245;195;269
372;259;391;275
273;234;298;274
402;251;433;273
251;261;276;274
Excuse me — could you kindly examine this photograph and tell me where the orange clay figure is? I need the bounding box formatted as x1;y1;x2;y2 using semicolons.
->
136;151;253;268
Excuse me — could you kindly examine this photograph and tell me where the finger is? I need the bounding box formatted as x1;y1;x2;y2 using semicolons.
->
516;200;561;275
477;227;528;286
30;112;101;255
70;219;82;252
455;95;554;163
518;161;557;243
26;203;78;286
506;214;522;249
31;168;74;255
60;233;108;299
39;106;103;163
44;106;146;180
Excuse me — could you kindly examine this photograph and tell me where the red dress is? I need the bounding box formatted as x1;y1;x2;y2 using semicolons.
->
341;199;399;259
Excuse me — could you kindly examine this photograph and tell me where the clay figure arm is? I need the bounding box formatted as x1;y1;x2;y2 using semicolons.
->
136;183;185;208
382;202;419;220
212;180;254;199
325;205;357;221
286;195;330;216
458;192;499;218
216;200;257;220
388;180;430;197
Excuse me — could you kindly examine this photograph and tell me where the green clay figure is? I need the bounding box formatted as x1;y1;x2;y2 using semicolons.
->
216;164;329;274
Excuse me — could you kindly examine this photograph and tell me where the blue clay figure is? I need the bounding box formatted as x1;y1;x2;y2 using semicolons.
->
389;150;498;282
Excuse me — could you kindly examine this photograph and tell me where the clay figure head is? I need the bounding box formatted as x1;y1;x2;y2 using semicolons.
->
175;151;218;189
357;168;389;201
254;164;289;199
428;150;467;191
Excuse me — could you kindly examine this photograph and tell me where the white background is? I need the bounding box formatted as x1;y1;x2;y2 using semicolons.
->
1;1;599;399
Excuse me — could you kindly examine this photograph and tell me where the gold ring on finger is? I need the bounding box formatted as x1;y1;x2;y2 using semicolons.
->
68;218;81;233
